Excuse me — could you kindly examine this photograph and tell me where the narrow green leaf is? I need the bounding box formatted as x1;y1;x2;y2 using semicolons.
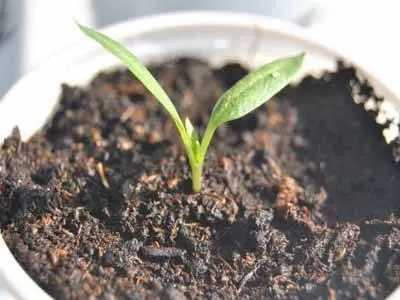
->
185;117;198;141
209;52;305;129
185;117;200;156
77;23;198;168
77;23;184;133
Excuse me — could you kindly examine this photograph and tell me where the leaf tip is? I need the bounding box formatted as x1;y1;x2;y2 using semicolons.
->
75;20;84;29
185;117;194;136
75;21;94;36
296;51;306;64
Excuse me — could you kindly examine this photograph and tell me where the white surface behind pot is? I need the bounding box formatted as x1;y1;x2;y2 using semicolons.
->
91;0;319;26
0;12;399;300
0;0;323;98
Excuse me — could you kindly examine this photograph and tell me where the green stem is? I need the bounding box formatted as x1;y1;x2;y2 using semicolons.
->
191;162;203;193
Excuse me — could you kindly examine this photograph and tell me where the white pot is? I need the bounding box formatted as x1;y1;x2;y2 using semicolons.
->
0;11;399;300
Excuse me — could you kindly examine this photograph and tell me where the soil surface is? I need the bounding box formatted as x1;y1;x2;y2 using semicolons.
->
1;58;400;300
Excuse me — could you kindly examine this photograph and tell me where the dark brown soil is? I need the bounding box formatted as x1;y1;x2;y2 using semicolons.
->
1;57;400;300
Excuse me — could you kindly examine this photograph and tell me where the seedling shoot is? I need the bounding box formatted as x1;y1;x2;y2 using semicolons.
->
77;23;305;192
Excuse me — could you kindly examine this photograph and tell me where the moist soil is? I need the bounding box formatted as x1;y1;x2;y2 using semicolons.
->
1;58;400;300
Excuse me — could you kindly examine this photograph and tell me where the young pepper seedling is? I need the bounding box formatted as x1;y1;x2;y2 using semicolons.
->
77;23;305;193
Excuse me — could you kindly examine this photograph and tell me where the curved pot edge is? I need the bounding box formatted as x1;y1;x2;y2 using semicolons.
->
0;11;399;300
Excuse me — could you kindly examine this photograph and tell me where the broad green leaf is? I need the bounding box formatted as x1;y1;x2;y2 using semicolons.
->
199;52;304;162
209;52;305;129
77;23;184;133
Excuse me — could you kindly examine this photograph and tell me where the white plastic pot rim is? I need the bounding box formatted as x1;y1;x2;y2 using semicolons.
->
0;11;399;300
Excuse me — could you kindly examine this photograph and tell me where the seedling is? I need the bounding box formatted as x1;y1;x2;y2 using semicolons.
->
77;23;305;192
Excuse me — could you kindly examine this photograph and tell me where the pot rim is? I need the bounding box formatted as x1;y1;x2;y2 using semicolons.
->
0;10;399;300
4;10;400;108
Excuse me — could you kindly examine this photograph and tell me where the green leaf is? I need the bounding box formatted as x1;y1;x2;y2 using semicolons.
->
77;23;187;139
209;52;305;129
198;52;304;163
185;117;199;142
77;23;198;167
185;117;200;156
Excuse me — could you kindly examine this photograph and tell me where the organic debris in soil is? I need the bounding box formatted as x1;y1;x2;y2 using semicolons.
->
1;57;400;300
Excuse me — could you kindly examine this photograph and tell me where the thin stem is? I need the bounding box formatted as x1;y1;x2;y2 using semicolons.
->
187;122;217;193
191;162;203;193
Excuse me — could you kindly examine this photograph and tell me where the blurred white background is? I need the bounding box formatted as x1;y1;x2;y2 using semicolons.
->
0;0;399;96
